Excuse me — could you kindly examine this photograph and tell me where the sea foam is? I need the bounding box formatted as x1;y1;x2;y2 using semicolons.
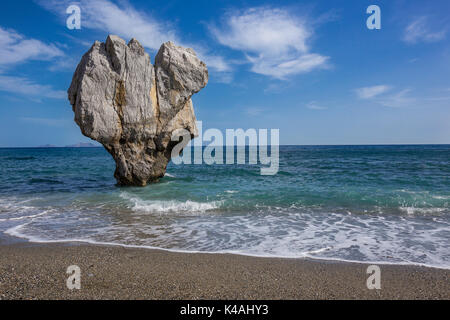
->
120;192;222;214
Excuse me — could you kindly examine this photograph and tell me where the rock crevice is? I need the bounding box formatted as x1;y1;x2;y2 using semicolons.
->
68;35;208;186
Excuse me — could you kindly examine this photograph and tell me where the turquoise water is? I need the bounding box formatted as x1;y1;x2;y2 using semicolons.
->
0;145;449;268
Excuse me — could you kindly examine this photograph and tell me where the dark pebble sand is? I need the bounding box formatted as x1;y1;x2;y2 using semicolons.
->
0;239;448;300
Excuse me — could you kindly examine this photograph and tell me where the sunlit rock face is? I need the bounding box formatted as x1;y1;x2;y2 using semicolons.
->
68;35;208;186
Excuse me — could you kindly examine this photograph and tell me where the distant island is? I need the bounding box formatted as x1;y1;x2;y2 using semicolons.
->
36;143;99;148
37;144;58;148
65;142;99;148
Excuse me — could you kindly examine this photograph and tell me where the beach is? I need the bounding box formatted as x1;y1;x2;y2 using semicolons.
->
0;237;448;300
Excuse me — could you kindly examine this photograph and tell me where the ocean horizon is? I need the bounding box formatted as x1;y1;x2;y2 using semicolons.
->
1;143;449;148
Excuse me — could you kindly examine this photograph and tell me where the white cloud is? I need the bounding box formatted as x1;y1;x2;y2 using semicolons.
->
0;75;65;99
0;27;64;66
47;59;76;72
192;46;231;73
355;85;415;108
403;17;447;44
211;7;310;55
209;7;329;79
248;53;328;79
355;85;391;99
0;27;65;99
379;89;415;108
39;0;176;49
38;0;230;73
306;101;327;110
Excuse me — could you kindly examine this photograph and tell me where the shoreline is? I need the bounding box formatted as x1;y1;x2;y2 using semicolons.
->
0;235;449;299
3;232;450;271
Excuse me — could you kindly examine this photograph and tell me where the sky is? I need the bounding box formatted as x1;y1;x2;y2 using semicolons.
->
0;0;449;147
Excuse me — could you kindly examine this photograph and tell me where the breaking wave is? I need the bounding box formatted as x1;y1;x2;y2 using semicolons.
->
120;192;222;214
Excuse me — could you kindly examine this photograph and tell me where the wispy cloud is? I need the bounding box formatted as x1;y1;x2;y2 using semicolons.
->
39;0;176;49
209;7;329;79
38;0;230;73
47;56;79;72
306;101;327;110
403;16;447;44
355;85;391;99
0;26;64;67
355;85;416;108
0;75;65;99
379;89;416;108
0;27;65;100
192;46;231;73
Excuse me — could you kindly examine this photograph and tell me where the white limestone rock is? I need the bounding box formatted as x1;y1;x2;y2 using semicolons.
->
68;35;208;186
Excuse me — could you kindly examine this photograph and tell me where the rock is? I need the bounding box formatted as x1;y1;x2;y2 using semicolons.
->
68;35;208;186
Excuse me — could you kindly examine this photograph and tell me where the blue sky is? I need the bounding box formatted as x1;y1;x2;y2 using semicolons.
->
0;0;449;146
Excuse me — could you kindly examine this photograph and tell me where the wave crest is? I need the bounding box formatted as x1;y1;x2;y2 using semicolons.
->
120;192;221;214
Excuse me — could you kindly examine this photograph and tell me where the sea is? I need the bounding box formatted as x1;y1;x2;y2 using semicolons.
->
0;145;449;269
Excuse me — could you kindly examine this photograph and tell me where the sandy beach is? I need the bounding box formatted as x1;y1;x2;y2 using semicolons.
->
0;236;448;300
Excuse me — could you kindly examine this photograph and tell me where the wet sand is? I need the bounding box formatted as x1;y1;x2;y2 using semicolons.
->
0;239;448;300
